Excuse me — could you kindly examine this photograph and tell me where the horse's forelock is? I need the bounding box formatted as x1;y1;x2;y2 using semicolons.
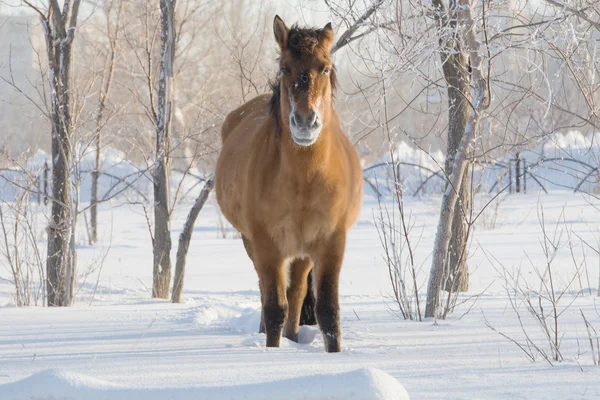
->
287;25;321;56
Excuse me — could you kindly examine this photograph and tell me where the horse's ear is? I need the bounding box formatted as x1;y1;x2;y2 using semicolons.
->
320;22;334;52
273;15;289;50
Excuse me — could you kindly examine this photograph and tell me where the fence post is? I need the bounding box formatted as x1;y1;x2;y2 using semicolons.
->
508;159;513;194
522;159;527;194
36;176;41;204
43;161;49;206
515;153;521;193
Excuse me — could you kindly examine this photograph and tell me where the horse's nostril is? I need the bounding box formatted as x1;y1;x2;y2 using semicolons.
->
291;111;303;127
307;111;319;128
291;111;320;130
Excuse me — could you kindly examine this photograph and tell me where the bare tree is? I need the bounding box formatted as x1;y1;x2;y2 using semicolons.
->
115;0;219;300
431;0;473;294
171;176;213;303
23;0;82;306
425;0;489;318
90;0;123;245
151;0;177;299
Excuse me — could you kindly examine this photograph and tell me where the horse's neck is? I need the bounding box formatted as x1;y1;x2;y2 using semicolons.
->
280;127;334;180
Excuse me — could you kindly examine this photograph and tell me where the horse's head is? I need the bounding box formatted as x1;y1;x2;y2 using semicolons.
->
273;15;336;147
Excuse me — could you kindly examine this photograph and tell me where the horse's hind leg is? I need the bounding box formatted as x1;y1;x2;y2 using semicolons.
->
283;257;313;342
251;234;288;347
312;231;346;353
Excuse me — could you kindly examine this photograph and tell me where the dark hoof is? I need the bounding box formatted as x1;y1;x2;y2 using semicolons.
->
266;332;281;347
325;343;341;353
323;331;341;352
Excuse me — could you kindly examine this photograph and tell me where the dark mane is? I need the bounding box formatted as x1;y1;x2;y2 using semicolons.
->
269;25;337;132
269;79;282;132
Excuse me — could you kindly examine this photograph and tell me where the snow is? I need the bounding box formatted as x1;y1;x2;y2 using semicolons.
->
0;367;408;400
1;134;600;398
0;192;599;398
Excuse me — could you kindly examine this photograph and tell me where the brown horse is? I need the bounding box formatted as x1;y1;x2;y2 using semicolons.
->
215;15;363;353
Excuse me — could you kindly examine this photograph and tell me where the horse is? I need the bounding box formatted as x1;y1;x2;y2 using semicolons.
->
215;15;363;353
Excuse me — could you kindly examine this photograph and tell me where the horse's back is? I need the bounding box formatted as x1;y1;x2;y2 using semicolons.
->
220;94;271;145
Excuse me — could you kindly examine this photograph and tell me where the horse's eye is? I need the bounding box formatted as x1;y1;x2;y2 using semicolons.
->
280;68;290;76
322;67;330;75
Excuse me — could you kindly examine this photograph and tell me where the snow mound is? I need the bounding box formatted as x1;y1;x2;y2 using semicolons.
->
227;307;262;333
0;367;409;400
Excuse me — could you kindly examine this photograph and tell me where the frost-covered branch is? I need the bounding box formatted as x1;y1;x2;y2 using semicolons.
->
171;176;214;303
327;0;386;54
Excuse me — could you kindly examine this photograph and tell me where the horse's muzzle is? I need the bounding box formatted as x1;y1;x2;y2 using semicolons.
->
290;110;322;146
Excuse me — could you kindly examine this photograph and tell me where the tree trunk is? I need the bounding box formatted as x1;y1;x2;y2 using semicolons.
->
171;177;214;303
64;179;81;306
152;0;177;299
90;3;120;245
90;159;100;244
89;79;107;246
41;1;81;306
446;173;469;293
425;110;481;318
43;161;49;206
152;149;172;299
426;0;488;318
46;161;70;307
437;0;471;294
46;102;73;306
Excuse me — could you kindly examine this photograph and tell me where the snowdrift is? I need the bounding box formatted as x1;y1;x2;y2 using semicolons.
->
0;367;409;400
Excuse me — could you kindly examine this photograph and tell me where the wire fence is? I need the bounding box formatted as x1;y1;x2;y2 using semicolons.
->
1;153;598;204
364;154;599;198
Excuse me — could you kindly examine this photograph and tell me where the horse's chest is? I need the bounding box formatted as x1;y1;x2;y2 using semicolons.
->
269;196;336;256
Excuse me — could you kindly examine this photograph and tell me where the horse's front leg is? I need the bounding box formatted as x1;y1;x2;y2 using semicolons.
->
240;234;267;334
252;235;288;347
312;231;346;353
260;263;288;347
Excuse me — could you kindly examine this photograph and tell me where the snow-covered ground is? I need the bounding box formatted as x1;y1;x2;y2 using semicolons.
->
1;190;600;399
